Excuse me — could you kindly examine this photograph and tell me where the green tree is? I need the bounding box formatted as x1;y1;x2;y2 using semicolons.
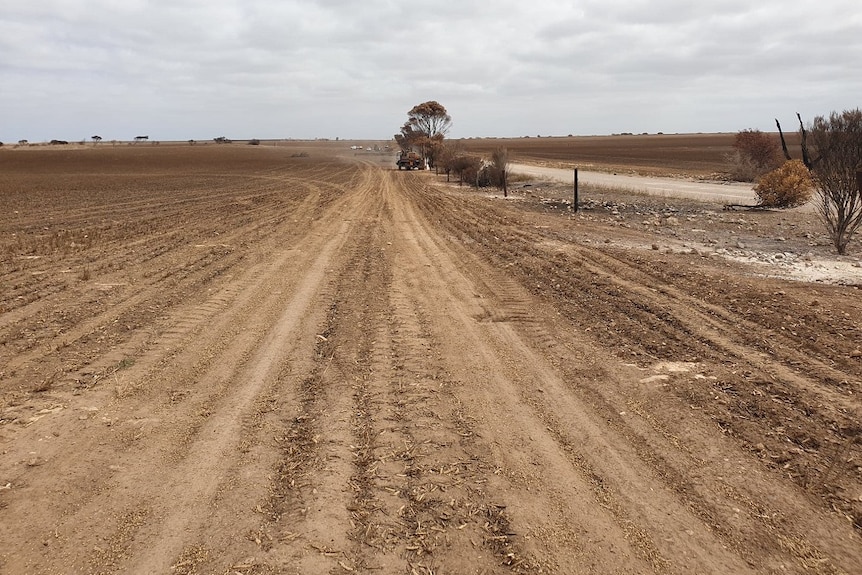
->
808;109;862;254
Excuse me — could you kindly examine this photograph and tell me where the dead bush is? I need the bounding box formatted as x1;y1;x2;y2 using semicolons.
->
808;108;862;254
726;150;762;182
446;154;483;187
489;147;510;196
728;129;783;181
754;159;814;208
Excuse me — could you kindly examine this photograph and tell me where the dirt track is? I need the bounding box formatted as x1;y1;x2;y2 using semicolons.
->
1;146;860;574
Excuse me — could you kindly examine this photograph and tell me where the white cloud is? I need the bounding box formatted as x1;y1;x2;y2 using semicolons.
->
0;0;860;141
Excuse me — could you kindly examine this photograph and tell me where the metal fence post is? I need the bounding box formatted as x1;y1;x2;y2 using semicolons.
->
573;168;579;213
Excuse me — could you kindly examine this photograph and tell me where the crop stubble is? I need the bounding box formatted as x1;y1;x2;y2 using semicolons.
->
0;144;859;574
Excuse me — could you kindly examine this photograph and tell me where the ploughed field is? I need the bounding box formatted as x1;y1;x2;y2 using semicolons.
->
460;132;802;178
0;143;860;574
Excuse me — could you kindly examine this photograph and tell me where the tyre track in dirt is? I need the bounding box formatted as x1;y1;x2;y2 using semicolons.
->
0;171;323;331
229;165;859;574
555;235;862;539
114;162;378;574
415;184;861;506
0;164;356;408
527;230;862;393
0;157;367;573
405;180;860;573
125;221;350;574
525;237;862;461
0;154;357;316
244;165;395;574
334;173;542;573
395;176;752;574
142;162;378;574
2;152;860;574
250;169;551;573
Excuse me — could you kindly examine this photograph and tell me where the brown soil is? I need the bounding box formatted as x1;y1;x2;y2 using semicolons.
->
1;143;859;575
460;132;803;178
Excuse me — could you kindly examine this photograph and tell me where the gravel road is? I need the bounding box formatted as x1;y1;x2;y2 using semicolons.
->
511;162;758;204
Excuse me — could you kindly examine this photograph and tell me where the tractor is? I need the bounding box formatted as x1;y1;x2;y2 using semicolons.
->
396;151;423;170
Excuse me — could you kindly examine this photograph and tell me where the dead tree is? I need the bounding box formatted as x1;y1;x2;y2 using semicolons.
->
491;147;510;197
775;113;818;169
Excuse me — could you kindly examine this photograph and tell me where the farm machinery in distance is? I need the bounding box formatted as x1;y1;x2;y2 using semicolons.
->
396;150;424;170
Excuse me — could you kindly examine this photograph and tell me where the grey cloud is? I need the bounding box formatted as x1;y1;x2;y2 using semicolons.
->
0;0;859;141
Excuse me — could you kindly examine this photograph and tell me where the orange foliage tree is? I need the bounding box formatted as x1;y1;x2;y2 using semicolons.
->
395;101;452;168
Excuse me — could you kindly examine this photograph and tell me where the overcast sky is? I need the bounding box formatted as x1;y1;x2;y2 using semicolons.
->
2;0;860;142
